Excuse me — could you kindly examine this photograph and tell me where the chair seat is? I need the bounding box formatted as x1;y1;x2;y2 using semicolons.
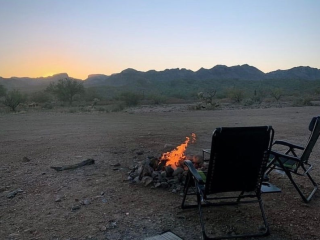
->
269;155;298;170
197;170;281;194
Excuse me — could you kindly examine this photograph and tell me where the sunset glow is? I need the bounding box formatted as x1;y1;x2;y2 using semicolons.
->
0;1;319;79
42;73;55;78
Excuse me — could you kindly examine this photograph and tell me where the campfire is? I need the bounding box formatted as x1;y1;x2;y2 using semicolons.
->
159;133;196;170
128;133;204;192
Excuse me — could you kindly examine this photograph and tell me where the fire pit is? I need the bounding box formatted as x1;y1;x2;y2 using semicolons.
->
127;133;205;192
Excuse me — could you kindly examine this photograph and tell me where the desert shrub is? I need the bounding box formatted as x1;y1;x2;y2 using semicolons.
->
30;91;51;103
3;89;27;111
0;84;6;97
216;92;227;99
270;88;283;102
111;103;125;112
46;78;85;105
148;94;167;105
43;102;54;109
198;90;217;105
188;103;203;110
243;98;255;106
227;88;245;103
68;108;78;113
119;92;141;106
293;97;313;107
84;88;101;101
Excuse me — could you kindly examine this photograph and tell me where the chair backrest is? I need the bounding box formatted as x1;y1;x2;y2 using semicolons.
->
205;126;273;194
301;116;320;163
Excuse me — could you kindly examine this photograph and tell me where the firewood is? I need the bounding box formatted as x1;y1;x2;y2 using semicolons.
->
51;159;95;171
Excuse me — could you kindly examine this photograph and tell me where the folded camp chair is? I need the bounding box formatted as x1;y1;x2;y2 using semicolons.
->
181;126;279;240
266;116;320;203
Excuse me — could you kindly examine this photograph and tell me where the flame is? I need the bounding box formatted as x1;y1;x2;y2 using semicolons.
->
160;133;196;169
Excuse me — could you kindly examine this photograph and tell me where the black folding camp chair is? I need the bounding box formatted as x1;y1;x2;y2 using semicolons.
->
266;116;320;203
181;126;279;239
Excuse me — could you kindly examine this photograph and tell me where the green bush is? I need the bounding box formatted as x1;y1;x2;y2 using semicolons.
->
30;91;51;103
119;92;141;106
293;97;313;107
227;88;245;103
111;103;125;112
3;89;27;111
148;94;167;105
43;102;54;109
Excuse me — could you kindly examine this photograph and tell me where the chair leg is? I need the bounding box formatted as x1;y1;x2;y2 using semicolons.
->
258;197;270;236
197;192;208;240
284;169;318;203
196;196;270;240
181;172;198;209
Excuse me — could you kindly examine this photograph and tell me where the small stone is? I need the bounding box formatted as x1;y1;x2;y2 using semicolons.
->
55;196;62;202
71;205;81;211
82;199;91;205
109;221;117;228
155;183;161;188
163;144;175;153
8;233;20;238
165;166;174;177
7;189;23;199
168;179;178;184
133;176;140;183
24;228;36;234
22;157;31;162
136;150;144;155
161;182;169;188
100;226;107;231
173;167;184;177
110;163;121;167
141;176;153;186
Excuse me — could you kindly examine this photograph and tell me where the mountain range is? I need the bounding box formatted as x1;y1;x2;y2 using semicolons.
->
1;65;320;91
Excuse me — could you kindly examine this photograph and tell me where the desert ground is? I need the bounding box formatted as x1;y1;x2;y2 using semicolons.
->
1;105;320;240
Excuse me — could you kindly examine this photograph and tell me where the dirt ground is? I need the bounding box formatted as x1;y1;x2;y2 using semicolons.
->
1;105;320;240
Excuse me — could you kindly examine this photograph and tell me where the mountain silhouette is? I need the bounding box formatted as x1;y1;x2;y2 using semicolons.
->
1;65;320;90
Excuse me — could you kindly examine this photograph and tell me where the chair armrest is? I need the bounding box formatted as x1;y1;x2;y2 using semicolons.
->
270;150;301;162
184;160;205;184
273;140;304;150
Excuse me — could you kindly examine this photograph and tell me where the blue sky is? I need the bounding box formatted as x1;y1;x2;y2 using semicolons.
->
0;0;319;79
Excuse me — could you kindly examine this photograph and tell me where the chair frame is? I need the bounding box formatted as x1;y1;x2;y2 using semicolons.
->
181;126;277;240
266;116;320;203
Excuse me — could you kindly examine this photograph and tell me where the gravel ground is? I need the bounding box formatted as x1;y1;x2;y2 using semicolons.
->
1;105;320;240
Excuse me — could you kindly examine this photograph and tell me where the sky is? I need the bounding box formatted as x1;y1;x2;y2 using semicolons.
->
0;0;319;80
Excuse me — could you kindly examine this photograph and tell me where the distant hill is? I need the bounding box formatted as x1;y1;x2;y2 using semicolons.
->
1;65;320;91
84;65;320;87
266;66;320;80
0;73;73;91
83;64;267;87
